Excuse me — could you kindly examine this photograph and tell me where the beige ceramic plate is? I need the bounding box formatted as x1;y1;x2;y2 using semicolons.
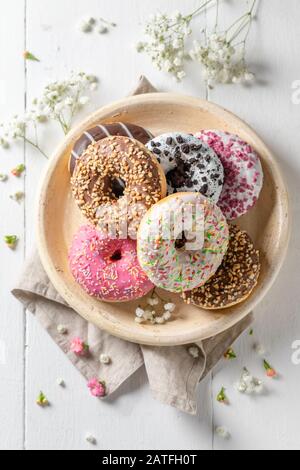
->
37;93;290;346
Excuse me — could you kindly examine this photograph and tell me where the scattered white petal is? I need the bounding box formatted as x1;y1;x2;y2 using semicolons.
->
89;82;98;92
143;310;155;321
236;368;264;395
147;296;159;306
154;316;165;324
253;343;266;356
78;19;93;33
57;378;65;387
135;317;144;324
164;303;176;312
188;346;200;358
57;324;68;335
163;311;172;321
135;307;145;318
215;426;231;440
98;25;108;34
85;433;97;445
10;191;25;203
79;96;90;106
0;174;8;182
100;353;111;365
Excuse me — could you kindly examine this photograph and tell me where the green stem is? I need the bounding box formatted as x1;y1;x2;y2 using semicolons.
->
227;0;257;44
189;0;215;19
214;0;220;30
24;137;49;159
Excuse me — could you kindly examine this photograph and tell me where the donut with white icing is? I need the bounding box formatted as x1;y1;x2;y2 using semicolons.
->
69;122;153;175
195;130;263;220
137;192;229;293
69;225;154;302
146;132;224;203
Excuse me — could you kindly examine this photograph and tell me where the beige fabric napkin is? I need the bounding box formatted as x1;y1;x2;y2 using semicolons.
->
12;76;253;415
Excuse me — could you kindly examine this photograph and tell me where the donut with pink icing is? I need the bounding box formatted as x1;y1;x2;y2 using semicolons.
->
69;225;154;302
195;130;263;220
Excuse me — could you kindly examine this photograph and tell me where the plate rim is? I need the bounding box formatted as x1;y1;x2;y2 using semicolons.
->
36;92;291;346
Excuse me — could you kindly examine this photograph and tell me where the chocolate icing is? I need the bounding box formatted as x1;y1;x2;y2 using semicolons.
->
69;122;153;174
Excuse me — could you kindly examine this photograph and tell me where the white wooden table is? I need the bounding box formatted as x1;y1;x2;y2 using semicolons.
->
0;0;299;450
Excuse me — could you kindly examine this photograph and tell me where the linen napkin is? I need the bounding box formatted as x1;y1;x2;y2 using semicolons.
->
12;76;253;415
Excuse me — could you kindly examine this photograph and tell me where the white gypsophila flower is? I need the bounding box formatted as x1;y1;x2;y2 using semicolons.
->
89;82;98;92
99;353;111;365
144;310;155;321
64;97;74;107
0;136;10;149
155;316;165;325
79;96;90;106
253;343;266;356
57;324;68;335
98;25;108;34
57;378;65;387
188;345;200;359
236;368;264;395
10;191;25;203
244;71;255;82
136;11;192;81
215;426;231;440
163;311;172;321
164;303;176;312
78;19;94;33
190;33;254;87
0;173;8;182
135;307;145;318
0;71;98;153
147;296;159;306
85;433;97;445
135;317;144;324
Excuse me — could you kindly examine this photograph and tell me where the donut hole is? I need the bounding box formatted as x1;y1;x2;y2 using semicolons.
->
110;249;122;262
175;231;198;251
111;178;126;199
175;232;188;251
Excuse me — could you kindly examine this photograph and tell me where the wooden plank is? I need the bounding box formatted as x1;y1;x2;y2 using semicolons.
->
206;0;300;450
24;0;212;450
0;0;25;450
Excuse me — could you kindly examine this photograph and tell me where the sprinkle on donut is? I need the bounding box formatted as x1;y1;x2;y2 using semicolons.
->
182;224;260;309
195;130;263;220
69;225;154;302
71;136;167;237
137;192;229;293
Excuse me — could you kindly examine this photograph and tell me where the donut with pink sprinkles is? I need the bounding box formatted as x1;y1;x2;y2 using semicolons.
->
195;130;263;220
69;225;154;302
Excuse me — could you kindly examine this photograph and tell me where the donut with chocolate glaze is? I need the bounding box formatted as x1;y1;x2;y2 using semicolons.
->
69;122;153;175
71;136;167;238
182;224;260;309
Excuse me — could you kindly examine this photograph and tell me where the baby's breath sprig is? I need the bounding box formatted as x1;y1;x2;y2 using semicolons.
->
0;71;98;159
136;0;214;82
136;0;258;86
135;289;176;325
190;0;258;87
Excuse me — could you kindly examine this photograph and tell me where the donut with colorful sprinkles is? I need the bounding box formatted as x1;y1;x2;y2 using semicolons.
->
69;225;154;302
137;192;229;293
195;130;263;220
182;224;260;309
146;132;224;202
